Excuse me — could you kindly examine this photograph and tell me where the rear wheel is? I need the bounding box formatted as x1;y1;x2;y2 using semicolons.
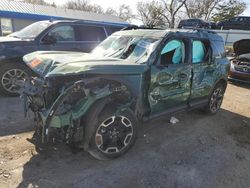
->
0;63;31;96
86;104;138;160
204;83;226;114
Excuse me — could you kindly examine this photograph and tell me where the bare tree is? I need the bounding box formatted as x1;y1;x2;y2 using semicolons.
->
184;0;224;20
117;4;133;22
160;0;187;28
137;1;165;27
12;0;53;6
64;0;104;14
137;0;186;28
106;4;134;22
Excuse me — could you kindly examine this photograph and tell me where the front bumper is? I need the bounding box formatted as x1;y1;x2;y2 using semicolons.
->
228;69;250;83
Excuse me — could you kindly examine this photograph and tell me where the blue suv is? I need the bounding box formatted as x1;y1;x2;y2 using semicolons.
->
0;20;127;96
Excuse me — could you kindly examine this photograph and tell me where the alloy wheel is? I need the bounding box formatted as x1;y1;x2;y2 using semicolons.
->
1;68;28;93
209;87;223;113
95;115;133;154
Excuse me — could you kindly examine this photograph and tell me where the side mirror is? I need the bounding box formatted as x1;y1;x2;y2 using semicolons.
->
42;35;56;44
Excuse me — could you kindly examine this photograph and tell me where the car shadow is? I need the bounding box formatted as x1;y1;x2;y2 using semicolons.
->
0;97;34;137
16;108;250;188
228;80;250;89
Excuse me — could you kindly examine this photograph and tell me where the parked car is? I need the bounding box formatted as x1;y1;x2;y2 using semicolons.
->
0;20;127;96
178;19;214;29
229;39;250;83
217;16;250;30
20;29;230;160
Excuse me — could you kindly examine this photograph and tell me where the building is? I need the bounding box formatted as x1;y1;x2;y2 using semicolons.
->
0;0;128;36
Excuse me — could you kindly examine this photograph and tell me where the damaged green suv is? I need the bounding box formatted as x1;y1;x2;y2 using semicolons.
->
21;29;230;160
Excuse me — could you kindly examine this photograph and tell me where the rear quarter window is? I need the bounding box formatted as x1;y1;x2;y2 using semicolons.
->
211;41;226;58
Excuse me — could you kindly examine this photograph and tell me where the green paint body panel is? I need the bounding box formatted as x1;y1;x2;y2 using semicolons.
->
149;64;192;114
22;29;230;129
41;112;71;128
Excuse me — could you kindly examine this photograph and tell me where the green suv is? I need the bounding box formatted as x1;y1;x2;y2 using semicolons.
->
21;29;230;160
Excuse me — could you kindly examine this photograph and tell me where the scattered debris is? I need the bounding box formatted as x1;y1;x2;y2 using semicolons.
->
3;173;10;178
1;171;11;178
13;136;20;139
170;116;179;124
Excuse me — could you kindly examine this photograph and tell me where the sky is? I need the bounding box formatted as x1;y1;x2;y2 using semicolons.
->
45;0;150;11
45;0;250;24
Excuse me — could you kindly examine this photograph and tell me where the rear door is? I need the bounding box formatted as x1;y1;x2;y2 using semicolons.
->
74;24;107;52
149;37;192;114
189;39;215;106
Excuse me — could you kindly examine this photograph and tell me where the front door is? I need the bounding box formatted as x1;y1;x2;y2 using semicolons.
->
39;25;78;51
149;38;192;114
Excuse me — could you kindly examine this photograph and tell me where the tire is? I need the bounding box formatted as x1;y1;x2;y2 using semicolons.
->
85;102;138;160
0;63;32;97
204;83;226;114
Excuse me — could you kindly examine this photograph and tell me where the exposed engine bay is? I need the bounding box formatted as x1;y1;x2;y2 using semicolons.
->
20;75;133;149
229;39;250;83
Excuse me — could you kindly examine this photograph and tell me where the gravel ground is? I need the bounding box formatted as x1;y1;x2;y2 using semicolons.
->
0;82;249;188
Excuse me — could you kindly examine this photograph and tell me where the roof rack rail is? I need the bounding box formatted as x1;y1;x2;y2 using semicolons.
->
181;27;216;34
121;25;165;31
191;28;216;34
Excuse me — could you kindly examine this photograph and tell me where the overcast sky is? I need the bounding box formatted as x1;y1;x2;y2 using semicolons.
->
46;0;250;22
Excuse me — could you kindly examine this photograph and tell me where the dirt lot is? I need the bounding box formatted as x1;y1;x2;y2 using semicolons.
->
0;82;249;188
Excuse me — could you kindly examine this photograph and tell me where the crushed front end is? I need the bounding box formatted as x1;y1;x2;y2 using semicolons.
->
20;52;128;148
22;75;116;146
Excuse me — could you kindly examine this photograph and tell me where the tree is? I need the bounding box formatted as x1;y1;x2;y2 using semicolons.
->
12;0;55;6
211;0;247;22
106;4;134;22
184;0;224;20
64;0;104;14
137;1;165;27
160;0;187;28
137;0;186;28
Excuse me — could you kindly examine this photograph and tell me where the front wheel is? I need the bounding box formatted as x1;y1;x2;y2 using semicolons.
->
86;104;138;160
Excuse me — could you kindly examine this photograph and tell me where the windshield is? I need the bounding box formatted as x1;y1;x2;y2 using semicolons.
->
91;35;160;63
12;21;52;39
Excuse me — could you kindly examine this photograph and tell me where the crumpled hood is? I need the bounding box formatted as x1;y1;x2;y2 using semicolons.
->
233;39;250;56
23;51;146;77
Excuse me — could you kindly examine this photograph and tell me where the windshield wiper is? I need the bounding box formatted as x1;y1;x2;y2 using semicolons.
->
106;47;125;57
10;35;19;38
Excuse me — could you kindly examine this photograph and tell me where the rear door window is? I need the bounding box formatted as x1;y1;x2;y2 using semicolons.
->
192;40;206;64
75;25;106;42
